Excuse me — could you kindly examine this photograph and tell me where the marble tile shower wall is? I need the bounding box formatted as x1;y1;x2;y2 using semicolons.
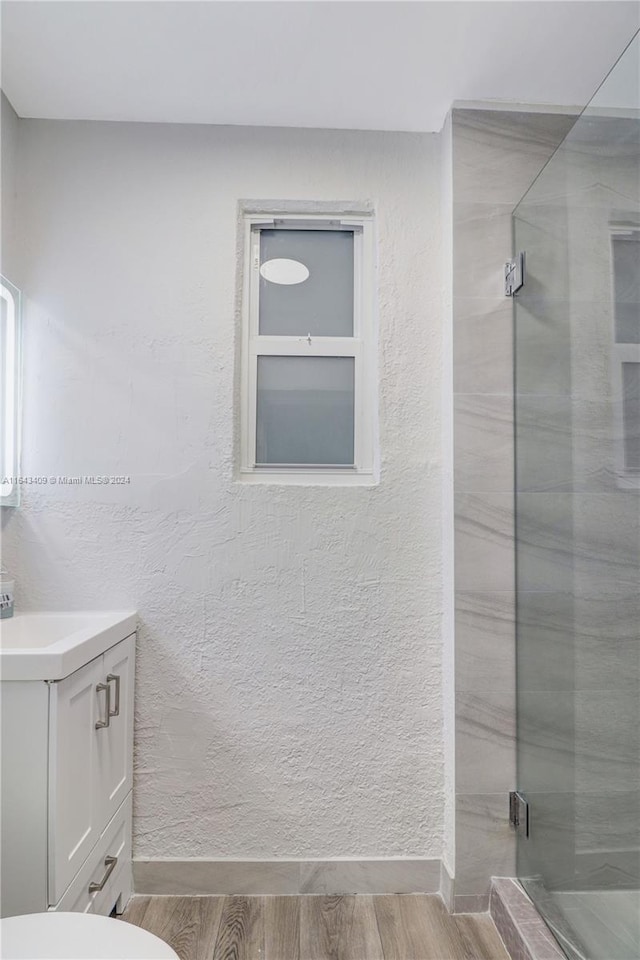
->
451;108;577;911
515;116;640;892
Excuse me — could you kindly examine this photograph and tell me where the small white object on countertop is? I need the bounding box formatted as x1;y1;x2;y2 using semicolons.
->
0;574;14;619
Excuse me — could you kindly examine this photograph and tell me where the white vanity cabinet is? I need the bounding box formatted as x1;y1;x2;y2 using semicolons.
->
48;633;134;905
0;616;136;919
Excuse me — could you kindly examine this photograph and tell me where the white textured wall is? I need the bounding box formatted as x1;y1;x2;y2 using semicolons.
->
4;120;445;859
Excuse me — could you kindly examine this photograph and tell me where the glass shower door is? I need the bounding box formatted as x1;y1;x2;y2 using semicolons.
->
514;33;640;960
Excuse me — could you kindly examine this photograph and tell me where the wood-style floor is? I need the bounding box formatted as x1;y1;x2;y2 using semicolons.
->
122;894;511;960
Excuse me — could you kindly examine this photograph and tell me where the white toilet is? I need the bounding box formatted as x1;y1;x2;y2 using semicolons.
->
0;912;178;960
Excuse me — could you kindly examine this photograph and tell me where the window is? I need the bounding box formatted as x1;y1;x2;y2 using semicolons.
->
0;276;21;507
611;228;640;487
240;214;377;483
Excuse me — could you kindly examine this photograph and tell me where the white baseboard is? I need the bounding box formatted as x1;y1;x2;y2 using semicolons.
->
439;860;454;911
133;858;442;896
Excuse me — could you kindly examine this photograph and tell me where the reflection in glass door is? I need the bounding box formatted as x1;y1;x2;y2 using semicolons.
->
513;32;640;960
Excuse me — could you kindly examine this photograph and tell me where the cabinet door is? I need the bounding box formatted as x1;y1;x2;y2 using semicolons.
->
91;794;132;917
48;655;105;904
96;633;135;827
50;793;132;917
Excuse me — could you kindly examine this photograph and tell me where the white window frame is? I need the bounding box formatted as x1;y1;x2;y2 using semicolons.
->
1;276;21;507
239;213;377;485
610;226;640;489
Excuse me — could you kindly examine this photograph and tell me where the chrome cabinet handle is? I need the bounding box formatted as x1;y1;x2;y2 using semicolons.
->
95;682;111;729
88;855;117;893
106;673;120;717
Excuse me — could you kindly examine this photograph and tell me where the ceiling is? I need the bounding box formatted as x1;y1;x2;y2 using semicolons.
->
2;1;639;133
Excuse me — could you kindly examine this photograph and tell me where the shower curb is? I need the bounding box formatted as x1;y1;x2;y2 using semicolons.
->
490;878;566;960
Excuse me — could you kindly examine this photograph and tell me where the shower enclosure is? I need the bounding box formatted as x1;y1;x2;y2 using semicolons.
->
513;33;640;960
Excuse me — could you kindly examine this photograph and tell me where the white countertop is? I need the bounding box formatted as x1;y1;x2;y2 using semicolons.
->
0;611;138;681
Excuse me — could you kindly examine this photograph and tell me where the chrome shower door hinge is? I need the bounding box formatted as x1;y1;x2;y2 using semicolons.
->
505;252;526;296
509;790;530;836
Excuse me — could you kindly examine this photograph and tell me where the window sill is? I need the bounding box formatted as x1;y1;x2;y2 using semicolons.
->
237;469;377;487
615;473;640;491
